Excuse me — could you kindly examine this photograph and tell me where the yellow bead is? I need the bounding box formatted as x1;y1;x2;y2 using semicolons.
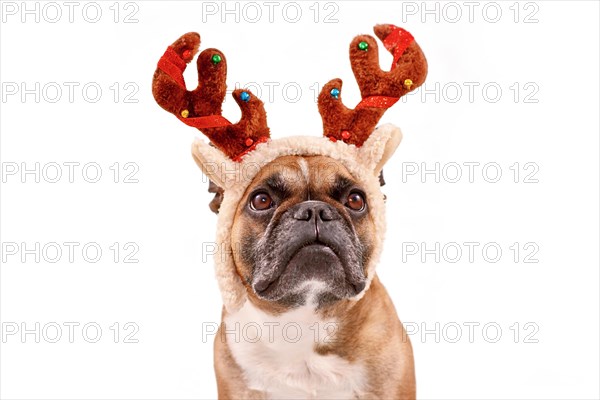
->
404;79;413;90
181;109;189;118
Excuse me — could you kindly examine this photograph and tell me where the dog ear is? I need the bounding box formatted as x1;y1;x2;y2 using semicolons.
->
208;180;224;214
357;123;402;177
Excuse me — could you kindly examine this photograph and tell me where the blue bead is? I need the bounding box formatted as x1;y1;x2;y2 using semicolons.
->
240;91;251;102
330;88;340;99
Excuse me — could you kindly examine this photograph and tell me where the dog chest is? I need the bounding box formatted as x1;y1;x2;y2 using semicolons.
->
223;300;366;399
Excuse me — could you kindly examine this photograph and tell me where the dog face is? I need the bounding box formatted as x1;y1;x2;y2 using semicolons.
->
229;155;376;309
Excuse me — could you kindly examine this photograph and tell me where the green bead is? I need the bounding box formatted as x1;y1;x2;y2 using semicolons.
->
358;41;369;51
211;54;222;65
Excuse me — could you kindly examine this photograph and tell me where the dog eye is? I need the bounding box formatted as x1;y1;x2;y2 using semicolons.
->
346;192;366;211
250;192;273;211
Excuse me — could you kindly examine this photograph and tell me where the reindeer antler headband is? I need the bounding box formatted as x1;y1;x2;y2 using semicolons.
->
152;24;427;312
152;32;270;161
152;24;427;161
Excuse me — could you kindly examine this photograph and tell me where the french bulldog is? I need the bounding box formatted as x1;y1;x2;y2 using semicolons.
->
152;24;427;399
213;154;416;399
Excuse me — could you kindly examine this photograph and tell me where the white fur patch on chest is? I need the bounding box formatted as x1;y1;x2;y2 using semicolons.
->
224;285;366;399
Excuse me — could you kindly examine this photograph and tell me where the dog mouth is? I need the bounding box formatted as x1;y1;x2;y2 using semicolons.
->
252;242;366;299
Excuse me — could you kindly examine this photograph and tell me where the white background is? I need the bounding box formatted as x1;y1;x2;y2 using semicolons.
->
1;1;599;399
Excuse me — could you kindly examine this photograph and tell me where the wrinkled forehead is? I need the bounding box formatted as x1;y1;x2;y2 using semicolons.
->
247;155;356;192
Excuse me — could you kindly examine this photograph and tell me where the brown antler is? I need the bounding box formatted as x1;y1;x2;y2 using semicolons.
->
318;24;427;146
152;32;270;161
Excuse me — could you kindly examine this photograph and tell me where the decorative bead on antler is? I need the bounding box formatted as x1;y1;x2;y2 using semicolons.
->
318;24;428;146
152;32;270;161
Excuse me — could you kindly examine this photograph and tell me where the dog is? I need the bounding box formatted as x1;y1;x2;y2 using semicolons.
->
152;24;427;399
212;154;417;399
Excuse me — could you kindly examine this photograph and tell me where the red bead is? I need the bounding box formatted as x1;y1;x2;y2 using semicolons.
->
328;136;338;142
245;138;254;147
182;50;191;59
341;130;351;140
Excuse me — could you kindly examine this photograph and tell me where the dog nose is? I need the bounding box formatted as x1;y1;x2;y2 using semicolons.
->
292;201;337;222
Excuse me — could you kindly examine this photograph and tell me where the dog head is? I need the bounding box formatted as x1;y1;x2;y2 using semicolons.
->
152;25;427;312
190;126;402;312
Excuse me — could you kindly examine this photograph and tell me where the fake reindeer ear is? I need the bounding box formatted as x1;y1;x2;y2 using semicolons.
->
357;123;403;177
152;32;270;162
318;24;427;146
190;138;238;189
